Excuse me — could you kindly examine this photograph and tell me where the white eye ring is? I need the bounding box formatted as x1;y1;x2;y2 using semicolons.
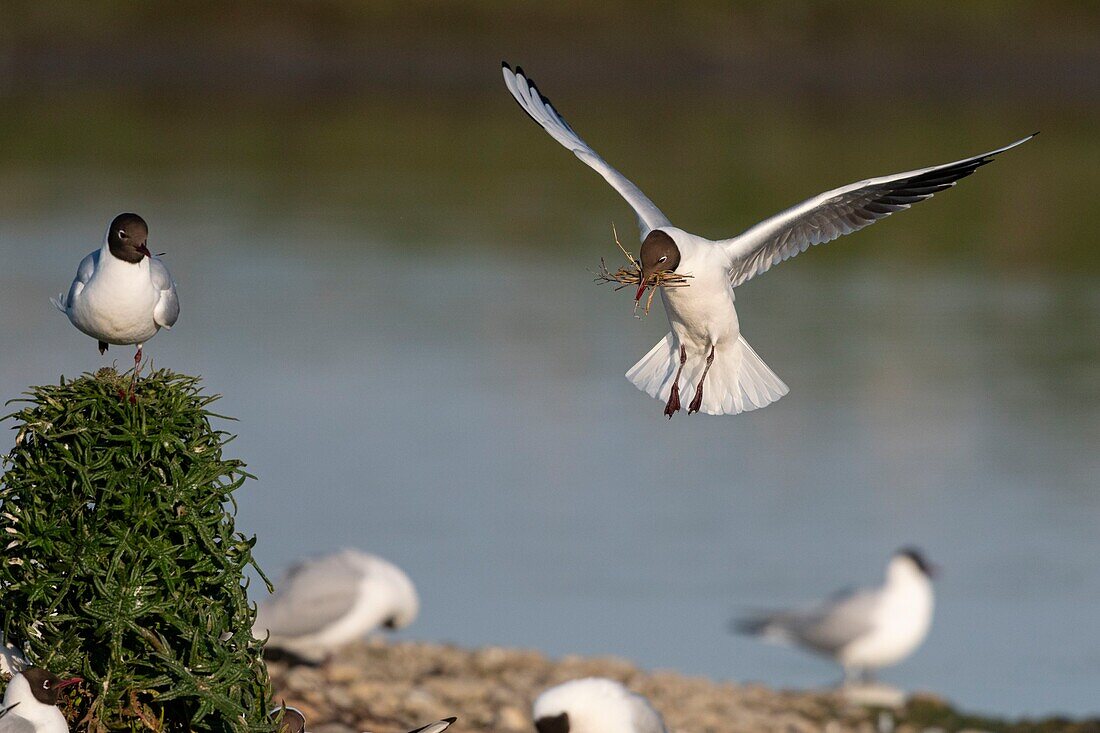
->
42;680;51;689
657;256;667;263
118;230;128;240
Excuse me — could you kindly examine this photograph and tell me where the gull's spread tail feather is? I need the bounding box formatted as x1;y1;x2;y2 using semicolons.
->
626;333;789;416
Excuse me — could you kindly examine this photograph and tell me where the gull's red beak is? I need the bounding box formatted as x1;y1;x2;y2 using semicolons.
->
635;281;648;300
137;243;152;258
56;677;82;690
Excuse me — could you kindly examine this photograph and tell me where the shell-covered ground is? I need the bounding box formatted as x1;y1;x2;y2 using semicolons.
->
267;640;1087;733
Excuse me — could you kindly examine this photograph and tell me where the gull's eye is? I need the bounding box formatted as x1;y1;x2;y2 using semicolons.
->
118;230;128;240
42;680;51;689
657;256;667;263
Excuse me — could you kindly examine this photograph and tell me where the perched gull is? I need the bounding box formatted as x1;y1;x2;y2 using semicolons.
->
52;213;179;367
0;668;82;733
502;63;1034;417
533;678;667;733
254;549;419;665
734;548;936;683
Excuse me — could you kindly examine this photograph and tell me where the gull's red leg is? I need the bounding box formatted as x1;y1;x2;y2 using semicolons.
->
688;344;716;414
664;344;688;419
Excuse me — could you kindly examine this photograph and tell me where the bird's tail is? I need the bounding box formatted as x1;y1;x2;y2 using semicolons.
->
50;293;66;313
730;612;795;644
625;332;789;416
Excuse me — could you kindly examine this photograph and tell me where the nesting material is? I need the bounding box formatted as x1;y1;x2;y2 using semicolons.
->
594;226;691;317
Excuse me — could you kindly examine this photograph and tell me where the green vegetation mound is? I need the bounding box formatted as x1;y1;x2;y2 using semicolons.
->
0;368;274;732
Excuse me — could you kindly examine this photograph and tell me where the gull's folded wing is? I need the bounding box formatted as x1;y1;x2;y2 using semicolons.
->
720;134;1036;287
502;63;671;238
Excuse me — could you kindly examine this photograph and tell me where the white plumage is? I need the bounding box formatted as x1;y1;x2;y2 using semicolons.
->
735;549;936;682
253;549;419;664
533;678;667;733
0;669;81;733
503;62;1034;416
52;213;178;359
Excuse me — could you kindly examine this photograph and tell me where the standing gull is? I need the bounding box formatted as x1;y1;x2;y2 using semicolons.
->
502;63;1034;417
52;213;179;367
734;548;936;684
0;668;82;733
534;678;667;733
253;549;419;665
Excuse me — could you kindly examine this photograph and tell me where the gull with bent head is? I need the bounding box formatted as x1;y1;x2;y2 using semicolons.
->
502;62;1034;417
534;678;666;733
253;549;419;665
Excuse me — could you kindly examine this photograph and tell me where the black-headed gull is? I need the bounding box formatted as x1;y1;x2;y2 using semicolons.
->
0;668;82;733
734;548;936;684
253;549;419;665
502;63;1034;417
52;213;179;367
534;678;667;733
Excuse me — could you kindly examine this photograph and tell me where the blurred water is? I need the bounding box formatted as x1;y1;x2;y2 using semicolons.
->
0;91;1098;718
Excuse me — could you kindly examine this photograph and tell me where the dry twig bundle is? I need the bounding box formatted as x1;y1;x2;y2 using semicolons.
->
594;226;691;316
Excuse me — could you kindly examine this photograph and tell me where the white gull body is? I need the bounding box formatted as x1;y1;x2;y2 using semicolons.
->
253;549;419;664
533;678;666;733
735;550;935;681
52;218;179;352
0;673;69;733
503;63;1034;416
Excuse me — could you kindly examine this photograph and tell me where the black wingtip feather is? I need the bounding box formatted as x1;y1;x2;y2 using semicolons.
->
443;717;458;724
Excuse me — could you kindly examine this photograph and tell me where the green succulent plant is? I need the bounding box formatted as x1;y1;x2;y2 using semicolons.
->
0;368;275;732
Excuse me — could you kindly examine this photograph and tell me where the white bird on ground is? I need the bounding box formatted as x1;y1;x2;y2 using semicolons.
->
533;678;667;733
502;63;1035;417
734;548;936;684
52;213;179;368
0;667;82;733
253;549;419;665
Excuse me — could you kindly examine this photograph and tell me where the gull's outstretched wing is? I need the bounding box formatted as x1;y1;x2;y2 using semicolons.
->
719;134;1036;287
502;62;671;238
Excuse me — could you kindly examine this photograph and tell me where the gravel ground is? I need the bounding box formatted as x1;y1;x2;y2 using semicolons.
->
266;639;1026;733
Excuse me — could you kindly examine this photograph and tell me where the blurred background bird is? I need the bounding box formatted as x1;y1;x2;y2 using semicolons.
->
253;549;419;665
734;548;936;686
